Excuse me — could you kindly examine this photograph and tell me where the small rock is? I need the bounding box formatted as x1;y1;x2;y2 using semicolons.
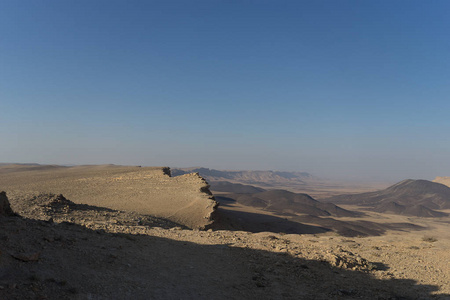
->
12;252;41;262
170;227;183;231
44;236;54;242
337;289;354;296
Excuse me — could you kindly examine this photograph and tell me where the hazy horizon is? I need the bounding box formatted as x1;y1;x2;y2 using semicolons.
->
0;161;436;184
1;1;449;182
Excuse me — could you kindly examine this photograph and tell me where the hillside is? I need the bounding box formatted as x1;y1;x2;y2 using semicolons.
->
325;179;450;217
218;190;361;218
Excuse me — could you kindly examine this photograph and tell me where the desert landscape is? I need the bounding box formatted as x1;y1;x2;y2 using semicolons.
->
3;1;450;299
1;164;450;299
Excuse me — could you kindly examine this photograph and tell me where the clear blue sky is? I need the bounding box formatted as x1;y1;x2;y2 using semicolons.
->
1;0;449;181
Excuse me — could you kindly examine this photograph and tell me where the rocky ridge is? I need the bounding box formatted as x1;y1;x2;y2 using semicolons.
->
0;165;218;229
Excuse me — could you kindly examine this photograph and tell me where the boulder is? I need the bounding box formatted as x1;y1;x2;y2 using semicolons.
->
0;191;15;216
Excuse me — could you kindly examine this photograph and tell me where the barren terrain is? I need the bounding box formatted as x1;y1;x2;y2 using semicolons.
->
1;164;450;299
173;167;390;198
0;164;217;229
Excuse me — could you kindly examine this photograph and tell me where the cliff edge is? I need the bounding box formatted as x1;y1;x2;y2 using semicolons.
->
0;164;218;229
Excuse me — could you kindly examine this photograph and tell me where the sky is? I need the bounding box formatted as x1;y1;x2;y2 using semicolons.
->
1;0;449;182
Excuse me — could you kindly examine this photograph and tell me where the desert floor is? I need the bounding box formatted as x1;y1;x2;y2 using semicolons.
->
1;193;449;299
1;165;449;299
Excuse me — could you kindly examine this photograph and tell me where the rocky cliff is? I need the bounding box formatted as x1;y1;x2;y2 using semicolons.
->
0;164;218;229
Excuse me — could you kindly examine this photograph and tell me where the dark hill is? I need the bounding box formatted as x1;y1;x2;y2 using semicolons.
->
373;201;406;215
221;190;360;218
372;202;448;217
324;179;450;217
403;205;448;218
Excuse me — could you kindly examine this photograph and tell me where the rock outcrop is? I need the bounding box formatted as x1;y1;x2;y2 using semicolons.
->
0;165;218;229
0;191;14;216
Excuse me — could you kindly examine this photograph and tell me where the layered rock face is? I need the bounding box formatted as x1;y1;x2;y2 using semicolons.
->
0;165;217;229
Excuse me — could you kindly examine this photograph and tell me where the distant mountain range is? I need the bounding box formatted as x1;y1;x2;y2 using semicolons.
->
0;163;67;173
171;167;314;186
324;179;450;217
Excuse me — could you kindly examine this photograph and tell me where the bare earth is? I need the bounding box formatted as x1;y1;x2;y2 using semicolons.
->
1;165;450;299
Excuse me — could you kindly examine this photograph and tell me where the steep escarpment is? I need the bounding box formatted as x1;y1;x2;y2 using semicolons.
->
0;165;218;229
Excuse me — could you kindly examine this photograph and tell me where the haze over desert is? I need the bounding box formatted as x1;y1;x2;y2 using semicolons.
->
2;1;450;299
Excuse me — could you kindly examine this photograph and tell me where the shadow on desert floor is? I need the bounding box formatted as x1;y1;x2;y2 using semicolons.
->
0;215;447;299
212;207;330;235
213;204;428;238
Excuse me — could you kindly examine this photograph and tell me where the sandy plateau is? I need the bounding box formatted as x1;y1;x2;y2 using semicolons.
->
0;165;449;299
